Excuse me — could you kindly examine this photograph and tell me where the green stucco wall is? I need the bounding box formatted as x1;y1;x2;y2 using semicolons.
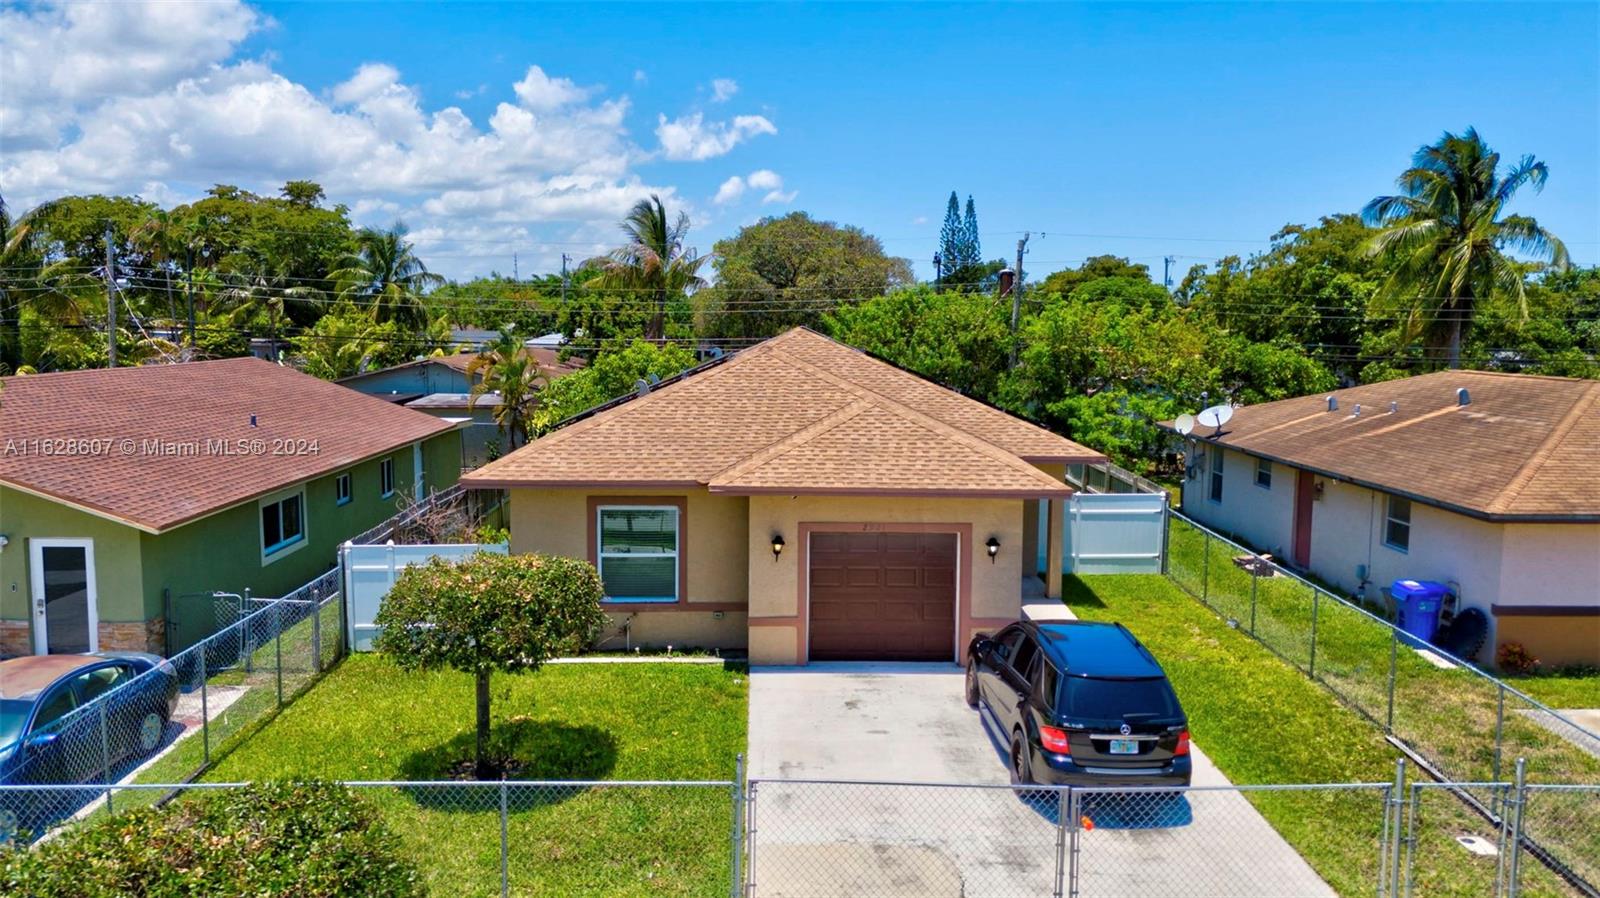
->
0;486;146;627
2;428;463;654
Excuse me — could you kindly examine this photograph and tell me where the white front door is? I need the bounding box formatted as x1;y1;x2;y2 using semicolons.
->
28;539;99;655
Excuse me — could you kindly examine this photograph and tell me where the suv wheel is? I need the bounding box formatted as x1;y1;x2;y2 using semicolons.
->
1009;731;1032;786
964;661;980;708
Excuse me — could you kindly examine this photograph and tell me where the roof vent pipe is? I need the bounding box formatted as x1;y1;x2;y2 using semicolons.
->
1326;396;1338;412
1457;387;1471;406
1352;404;1362;418
1389;401;1398;414
635;378;650;397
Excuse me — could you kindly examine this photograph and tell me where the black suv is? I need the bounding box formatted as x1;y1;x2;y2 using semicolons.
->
966;620;1191;787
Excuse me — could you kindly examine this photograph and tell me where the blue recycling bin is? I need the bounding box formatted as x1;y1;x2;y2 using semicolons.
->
1391;579;1449;648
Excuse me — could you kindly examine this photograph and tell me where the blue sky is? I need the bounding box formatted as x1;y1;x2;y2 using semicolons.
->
4;2;1595;280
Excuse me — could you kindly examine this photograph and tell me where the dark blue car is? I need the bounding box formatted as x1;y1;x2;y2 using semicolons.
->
0;652;180;840
967;620;1192;788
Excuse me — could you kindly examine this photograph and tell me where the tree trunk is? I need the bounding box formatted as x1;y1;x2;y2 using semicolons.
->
0;288;19;371
1445;317;1462;370
475;668;493;779
648;287;666;343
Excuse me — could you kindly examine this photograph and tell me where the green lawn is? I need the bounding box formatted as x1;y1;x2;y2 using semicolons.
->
1506;670;1600;710
1062;573;1582;898
196;655;748;897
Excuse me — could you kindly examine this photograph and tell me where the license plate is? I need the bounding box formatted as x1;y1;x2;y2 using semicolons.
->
1108;739;1140;755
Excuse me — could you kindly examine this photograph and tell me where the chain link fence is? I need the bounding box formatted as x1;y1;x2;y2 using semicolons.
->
3;765;1596;897
0;568;344;842
1165;512;1600;887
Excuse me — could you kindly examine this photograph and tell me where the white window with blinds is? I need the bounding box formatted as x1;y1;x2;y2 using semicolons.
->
596;506;680;603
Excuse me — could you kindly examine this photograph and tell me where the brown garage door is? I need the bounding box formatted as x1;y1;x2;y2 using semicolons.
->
808;531;957;661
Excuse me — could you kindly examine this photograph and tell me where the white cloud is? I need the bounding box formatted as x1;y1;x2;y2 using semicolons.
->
0;0;768;279
655;112;776;161
633;69;648;84
711;170;794;206
711;78;738;102
713;175;746;205
511;65;591;111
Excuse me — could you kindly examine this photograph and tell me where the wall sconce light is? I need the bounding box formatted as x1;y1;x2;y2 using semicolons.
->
771;534;785;560
985;536;1000;563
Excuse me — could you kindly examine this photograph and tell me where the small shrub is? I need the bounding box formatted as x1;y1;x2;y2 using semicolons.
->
0;781;421;898
1496;641;1540;675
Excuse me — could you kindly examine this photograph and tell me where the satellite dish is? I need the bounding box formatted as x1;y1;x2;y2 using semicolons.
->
1174;413;1196;436
1197;404;1234;430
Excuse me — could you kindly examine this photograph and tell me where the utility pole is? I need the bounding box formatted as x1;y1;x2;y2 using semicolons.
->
1009;233;1029;368
1163;255;1176;290
513;251;519;282
185;246;196;348
561;253;572;303
103;226;117;367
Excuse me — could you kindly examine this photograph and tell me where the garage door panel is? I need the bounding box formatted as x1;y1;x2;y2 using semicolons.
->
809;531;958;662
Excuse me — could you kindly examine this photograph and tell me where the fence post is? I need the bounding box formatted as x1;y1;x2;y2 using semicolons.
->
1201;530;1211;604
274;602;284;708
1052;788;1069;898
241;588;252;672
1308;585;1321;679
1506;759;1527;898
199;649;210;768
730;754;745;898
98;700;113;816
499;777;510;898
1249;567;1259;635
1492;683;1505;785
1403;783;1421;898
1388;758;1407;898
1066;788;1081;898
745;782;759;898
1386;625;1398;734
311;594;323;674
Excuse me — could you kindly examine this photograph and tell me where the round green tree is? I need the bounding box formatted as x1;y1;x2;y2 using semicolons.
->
373;552;607;779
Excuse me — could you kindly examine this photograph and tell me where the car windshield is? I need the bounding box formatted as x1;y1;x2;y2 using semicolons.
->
0;699;30;747
1061;676;1179;720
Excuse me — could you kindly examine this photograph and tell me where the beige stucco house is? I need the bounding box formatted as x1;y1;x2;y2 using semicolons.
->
461;328;1104;664
1168;370;1600;667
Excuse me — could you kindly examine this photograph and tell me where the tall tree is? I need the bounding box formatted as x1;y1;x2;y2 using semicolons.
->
331;223;443;331
695;212;912;339
591;195;708;342
1362;128;1569;368
937;191;962;281
467;331;548;450
961;195;981;269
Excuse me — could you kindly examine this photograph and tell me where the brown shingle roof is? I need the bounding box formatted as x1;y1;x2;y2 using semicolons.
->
1166;370;1600;521
462;328;1102;497
0;358;454;532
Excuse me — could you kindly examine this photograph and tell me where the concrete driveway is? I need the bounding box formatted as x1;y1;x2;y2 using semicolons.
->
748;662;1338;897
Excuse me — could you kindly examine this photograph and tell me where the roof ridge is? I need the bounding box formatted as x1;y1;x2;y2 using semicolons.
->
707;398;875;484
763;346;1065;489
469;340;774;471
780;328;1087;454
1487;381;1600;515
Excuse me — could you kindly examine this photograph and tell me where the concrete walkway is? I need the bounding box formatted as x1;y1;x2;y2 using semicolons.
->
748;663;1335;897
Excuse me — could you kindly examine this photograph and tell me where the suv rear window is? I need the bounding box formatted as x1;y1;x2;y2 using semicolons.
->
1060;676;1179;719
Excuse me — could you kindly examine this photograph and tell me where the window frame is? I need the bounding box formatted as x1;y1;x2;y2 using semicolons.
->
259;488;308;563
594;503;682;604
1255;457;1272;490
1208;447;1225;503
1384;494;1412;553
335;472;352;506
379;457;396;499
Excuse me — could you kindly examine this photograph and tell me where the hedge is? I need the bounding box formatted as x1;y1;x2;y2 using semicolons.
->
1;781;422;897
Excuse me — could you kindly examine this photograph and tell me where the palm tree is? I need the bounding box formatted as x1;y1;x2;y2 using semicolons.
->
220;270;317;361
330;224;443;332
132;209;185;326
1363;128;1570;368
592;195;708;342
467;332;547;450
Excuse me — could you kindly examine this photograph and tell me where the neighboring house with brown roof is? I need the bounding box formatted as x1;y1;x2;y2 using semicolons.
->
1164;370;1600;666
0;358;465;659
337;349;584;467
461;327;1105;665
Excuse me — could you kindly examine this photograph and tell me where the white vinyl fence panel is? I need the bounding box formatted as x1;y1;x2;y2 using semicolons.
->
1065;492;1169;575
341;541;509;651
